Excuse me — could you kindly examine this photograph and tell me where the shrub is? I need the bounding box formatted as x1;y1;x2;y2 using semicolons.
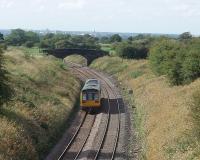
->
149;38;200;85
24;41;34;48
181;40;200;84
116;42;148;59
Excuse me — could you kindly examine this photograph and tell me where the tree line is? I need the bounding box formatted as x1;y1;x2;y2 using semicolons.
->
3;29;101;49
108;32;200;85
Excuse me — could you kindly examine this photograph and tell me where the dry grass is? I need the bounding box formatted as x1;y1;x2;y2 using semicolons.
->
91;56;200;160
0;47;81;160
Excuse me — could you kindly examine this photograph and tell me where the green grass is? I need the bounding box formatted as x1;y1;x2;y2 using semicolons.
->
130;71;144;79
0;48;81;160
100;43;116;56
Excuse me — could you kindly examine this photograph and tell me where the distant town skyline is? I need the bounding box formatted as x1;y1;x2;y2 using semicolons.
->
1;0;200;35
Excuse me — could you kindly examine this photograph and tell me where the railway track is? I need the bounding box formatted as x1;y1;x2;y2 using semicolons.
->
48;61;123;160
70;64;122;160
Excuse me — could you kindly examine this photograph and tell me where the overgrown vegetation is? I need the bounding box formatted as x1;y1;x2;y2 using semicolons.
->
115;42;148;59
149;38;200;85
0;48;81;160
91;56;200;160
0;41;11;106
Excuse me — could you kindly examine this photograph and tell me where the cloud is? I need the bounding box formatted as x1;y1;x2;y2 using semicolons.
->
58;0;86;10
0;0;14;8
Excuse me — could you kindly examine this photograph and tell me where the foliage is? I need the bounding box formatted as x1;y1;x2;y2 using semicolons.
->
179;32;192;41
24;41;34;48
110;34;122;43
5;29;39;47
5;29;100;50
115;42;148;59
39;33;100;49
149;38;200;85
0;48;12;106
0;32;4;41
5;29;27;46
100;36;110;43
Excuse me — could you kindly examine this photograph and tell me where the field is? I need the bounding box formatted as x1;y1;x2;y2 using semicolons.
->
0;47;81;160
91;56;200;160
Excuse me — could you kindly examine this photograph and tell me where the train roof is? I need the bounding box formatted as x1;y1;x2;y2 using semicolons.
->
82;79;101;91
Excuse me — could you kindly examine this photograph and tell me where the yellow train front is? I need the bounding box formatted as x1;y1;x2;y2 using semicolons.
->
80;79;101;109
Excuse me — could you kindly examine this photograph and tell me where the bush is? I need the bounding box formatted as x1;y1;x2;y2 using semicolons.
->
24;41;34;48
149;38;200;85
116;42;148;59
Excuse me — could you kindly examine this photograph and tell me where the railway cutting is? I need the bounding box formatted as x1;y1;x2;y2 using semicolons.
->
46;62;131;160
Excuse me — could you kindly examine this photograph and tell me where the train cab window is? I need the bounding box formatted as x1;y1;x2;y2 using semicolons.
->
94;93;99;100
82;93;87;101
88;93;93;100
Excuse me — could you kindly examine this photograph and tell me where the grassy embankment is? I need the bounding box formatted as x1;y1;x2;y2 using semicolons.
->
90;56;200;160
0;47;81;160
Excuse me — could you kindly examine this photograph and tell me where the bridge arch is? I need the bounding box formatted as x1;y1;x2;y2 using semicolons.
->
43;48;108;65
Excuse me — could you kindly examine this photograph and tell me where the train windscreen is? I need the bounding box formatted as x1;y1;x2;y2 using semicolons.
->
82;90;99;100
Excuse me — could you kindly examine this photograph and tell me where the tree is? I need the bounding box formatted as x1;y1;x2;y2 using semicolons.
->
100;36;110;43
0;32;4;41
179;32;192;40
55;39;74;49
6;29;27;46
25;31;40;44
116;42;148;59
110;34;122;43
128;36;133;41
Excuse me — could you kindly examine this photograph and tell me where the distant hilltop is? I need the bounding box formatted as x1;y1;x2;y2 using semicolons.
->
0;29;179;39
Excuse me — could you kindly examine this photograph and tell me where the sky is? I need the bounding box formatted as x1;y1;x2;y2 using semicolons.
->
0;0;200;34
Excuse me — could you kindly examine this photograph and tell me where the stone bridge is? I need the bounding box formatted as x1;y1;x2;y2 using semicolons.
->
43;48;108;65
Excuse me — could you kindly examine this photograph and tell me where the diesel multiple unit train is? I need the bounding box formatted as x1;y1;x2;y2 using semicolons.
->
80;79;101;109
